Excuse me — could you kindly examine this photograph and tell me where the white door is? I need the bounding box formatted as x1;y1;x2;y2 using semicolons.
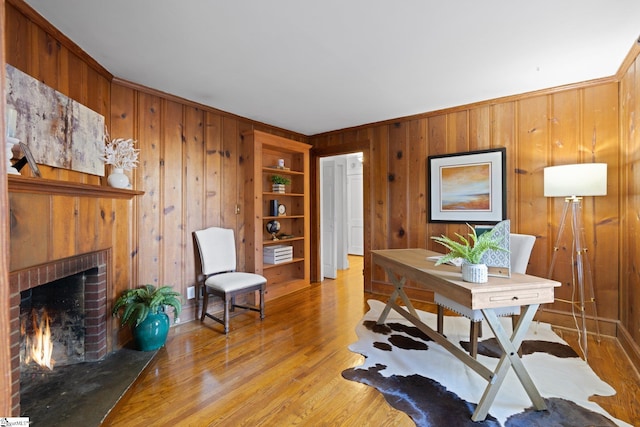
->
335;157;349;270
347;153;364;255
321;159;337;279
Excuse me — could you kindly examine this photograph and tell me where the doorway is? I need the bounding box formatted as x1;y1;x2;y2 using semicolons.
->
320;152;363;280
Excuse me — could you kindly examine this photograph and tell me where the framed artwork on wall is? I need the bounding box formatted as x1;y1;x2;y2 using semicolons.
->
6;64;105;176
428;148;506;224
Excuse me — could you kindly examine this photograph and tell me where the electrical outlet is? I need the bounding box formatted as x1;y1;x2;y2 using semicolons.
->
187;286;195;300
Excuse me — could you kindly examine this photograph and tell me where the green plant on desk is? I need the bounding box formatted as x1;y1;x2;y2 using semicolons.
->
431;223;506;266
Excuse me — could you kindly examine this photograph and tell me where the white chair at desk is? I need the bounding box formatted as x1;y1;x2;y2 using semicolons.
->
435;233;536;358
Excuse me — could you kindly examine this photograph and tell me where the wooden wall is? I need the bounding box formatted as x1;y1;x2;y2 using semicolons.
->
619;42;640;366
4;1;127;354
309;80;623;337
109;81;305;325
4;0;306;355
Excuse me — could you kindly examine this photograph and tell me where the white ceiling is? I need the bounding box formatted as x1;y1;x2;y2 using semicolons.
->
22;0;640;136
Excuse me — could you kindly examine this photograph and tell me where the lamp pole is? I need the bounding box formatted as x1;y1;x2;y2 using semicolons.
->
547;195;601;360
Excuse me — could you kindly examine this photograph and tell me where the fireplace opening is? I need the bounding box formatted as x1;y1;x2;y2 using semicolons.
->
19;269;90;374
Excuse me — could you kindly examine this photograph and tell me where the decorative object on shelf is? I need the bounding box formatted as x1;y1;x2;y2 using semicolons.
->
263;244;293;264
431;224;507;284
428;148;506;224
112;284;182;351
266;220;281;240
102;129;139;188
544;162;606;360
107;168;130;189
11;142;42;177
5;106;20;175
6;137;20;175
271;159;290;170
269;199;278;216
271;174;290;193
278;203;287;216
277;233;295;239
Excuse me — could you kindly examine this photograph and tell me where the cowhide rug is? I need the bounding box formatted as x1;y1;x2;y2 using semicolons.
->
342;300;631;427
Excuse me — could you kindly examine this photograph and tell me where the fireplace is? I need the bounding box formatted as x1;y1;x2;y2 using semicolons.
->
20;270;89;370
8;250;110;414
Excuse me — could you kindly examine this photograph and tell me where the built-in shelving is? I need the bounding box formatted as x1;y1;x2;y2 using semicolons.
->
242;130;311;302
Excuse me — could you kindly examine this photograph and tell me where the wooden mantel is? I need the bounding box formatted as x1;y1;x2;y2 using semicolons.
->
8;175;144;199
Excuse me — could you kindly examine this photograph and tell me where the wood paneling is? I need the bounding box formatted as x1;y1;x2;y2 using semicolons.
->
1;0;12;415
3;0;307;360
310;81;624;338
620;47;640;360
161;100;185;299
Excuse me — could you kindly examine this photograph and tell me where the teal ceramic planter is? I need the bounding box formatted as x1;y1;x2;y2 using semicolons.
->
133;312;170;351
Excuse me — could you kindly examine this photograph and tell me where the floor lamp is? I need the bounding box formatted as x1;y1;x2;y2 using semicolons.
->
544;163;607;360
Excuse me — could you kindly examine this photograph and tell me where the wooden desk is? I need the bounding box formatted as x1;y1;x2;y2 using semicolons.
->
372;248;560;421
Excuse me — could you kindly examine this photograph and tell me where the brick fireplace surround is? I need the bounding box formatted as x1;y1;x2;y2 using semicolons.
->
8;249;110;414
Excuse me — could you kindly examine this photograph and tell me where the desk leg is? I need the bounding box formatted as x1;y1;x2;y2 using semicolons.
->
377;268;418;324
472;304;546;421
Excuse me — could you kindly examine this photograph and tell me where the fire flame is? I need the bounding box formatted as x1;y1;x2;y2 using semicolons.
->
25;308;55;370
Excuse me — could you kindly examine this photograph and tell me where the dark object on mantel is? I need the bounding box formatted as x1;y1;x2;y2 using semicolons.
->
8;175;144;199
12;142;42;177
11;156;28;172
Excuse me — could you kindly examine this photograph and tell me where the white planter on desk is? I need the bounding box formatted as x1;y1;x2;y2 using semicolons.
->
462;263;488;283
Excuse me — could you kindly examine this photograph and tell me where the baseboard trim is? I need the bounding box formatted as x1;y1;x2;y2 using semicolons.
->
617;323;640;376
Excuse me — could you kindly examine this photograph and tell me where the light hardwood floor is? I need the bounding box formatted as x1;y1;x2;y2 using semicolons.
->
103;256;640;426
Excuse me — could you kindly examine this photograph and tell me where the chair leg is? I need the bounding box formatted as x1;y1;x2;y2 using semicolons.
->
200;288;209;321
259;288;265;320
223;296;230;334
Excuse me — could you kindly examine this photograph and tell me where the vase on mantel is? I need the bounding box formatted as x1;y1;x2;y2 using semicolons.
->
107;167;130;189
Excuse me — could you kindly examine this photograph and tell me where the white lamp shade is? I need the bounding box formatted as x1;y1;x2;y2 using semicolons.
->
543;163;607;197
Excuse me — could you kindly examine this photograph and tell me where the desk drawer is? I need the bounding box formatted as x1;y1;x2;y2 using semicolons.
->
472;287;555;309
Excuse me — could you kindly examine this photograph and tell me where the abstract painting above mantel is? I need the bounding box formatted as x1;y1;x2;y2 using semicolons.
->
5;64;105;176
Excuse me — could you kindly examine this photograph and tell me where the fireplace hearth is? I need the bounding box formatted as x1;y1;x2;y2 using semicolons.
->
19;346;156;425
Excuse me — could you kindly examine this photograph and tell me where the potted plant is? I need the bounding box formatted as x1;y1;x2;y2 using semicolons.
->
112;284;182;351
431;224;507;283
271;174;291;193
